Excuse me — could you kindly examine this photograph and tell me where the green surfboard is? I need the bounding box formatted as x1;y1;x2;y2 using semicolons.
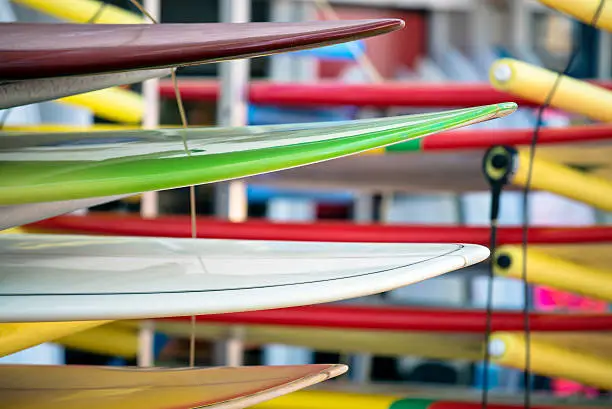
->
0;103;516;205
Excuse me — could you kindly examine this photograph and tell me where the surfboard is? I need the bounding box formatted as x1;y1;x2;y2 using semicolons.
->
0;320;108;357
0;234;489;322
0;19;402;108
25;214;609;273
0;103;517;229
9;219;610;358
0;195;126;233
0;363;347;409
24;212;611;274
0;20;402;80
247;126;612;194
0;68;168;111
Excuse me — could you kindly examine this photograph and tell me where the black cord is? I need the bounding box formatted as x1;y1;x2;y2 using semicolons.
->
519;3;605;409
481;4;605;407
481;147;513;409
480;198;499;409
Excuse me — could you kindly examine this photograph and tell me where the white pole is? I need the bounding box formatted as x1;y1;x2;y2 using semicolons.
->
137;0;160;369
214;0;250;223
213;0;250;366
140;0;161;219
137;320;156;367
509;0;529;52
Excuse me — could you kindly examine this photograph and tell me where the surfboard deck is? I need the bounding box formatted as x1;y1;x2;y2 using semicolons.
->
0;103;516;230
0;234;489;322
0;20;402;80
23;213;611;269
0;363;347;409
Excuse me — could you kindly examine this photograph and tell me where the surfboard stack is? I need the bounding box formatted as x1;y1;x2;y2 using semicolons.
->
23;214;612;395
0;2;521;408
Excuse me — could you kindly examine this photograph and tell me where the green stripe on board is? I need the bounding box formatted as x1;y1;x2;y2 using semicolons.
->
389;398;436;409
385;138;423;152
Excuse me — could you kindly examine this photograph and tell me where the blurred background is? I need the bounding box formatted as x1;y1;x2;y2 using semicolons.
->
2;0;611;404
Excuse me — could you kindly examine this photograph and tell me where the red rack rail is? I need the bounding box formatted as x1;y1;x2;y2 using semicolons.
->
159;79;612;108
28;214;612;246
162;304;612;333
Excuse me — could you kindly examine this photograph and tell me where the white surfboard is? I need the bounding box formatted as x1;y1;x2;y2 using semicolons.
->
0;69;170;109
0;234;489;322
0;195;128;232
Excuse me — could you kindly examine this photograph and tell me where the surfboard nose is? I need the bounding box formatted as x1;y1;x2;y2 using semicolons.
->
459;244;491;267
494;102;519;118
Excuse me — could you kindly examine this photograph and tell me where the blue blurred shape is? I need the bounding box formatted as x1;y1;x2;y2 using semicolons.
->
284;40;365;60
248;185;355;204
247;104;355;125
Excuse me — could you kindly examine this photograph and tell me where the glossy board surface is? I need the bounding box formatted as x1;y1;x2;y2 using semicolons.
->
0;68;170;109
0;103;516;206
0;20;403;79
0;364;346;409
0;234;489;322
0;196;126;232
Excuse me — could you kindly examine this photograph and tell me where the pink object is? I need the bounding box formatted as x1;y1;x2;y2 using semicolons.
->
535;286;608;396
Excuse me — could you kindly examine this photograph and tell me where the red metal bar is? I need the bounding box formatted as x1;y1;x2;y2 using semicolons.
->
158;79;612;108
421;123;612;151
161;304;612;333
27;213;612;245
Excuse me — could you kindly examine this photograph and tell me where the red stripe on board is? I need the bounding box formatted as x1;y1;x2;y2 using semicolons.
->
421;123;612;151
161;304;612;333
28;214;612;246
158;80;612;108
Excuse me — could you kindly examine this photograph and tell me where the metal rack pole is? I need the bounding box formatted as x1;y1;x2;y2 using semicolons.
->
213;0;251;367
214;0;250;224
140;0;161;220
137;0;161;369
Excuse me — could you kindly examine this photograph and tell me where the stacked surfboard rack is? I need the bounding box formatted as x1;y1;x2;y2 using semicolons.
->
1;0;611;407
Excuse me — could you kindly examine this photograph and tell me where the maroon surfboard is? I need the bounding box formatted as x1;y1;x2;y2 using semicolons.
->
0;19;403;79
